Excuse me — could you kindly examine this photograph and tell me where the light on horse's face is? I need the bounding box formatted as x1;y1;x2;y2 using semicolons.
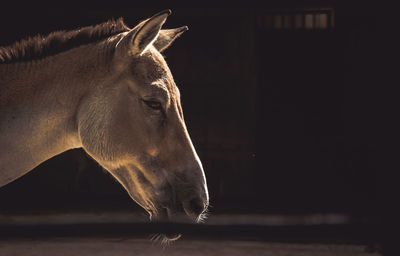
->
117;50;208;223
79;48;208;225
77;10;208;232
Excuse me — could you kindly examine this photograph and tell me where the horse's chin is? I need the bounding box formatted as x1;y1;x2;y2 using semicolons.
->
150;232;181;246
163;232;182;242
148;208;183;244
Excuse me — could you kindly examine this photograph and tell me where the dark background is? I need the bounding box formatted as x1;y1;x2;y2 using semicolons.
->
0;3;392;253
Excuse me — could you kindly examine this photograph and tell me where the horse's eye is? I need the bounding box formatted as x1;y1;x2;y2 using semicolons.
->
143;100;162;110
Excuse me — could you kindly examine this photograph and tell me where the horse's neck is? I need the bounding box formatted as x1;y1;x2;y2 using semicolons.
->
0;46;104;187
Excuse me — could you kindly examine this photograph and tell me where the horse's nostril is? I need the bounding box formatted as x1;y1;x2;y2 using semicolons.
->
186;198;206;217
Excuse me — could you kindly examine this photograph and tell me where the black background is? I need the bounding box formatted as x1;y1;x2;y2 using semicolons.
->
0;3;394;252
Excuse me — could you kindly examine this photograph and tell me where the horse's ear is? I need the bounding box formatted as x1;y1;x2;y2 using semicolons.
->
117;10;171;55
154;26;188;52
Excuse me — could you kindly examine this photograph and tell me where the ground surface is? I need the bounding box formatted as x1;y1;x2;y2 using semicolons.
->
0;237;381;256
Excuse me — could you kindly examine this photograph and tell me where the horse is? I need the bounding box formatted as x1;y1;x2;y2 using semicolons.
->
0;10;209;241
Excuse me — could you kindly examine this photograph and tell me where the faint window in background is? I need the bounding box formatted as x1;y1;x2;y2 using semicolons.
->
305;14;314;29
257;8;334;31
273;15;282;29
294;14;303;29
263;15;272;28
283;15;291;29
315;13;328;29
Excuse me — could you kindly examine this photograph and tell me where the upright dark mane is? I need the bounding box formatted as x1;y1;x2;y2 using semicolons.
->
0;18;130;64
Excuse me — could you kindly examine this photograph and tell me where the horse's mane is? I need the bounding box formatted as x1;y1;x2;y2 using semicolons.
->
0;18;130;64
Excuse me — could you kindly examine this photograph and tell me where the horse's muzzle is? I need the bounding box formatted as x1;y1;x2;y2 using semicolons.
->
182;197;208;220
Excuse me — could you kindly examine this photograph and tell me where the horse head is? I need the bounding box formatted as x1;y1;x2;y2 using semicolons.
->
76;10;209;238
